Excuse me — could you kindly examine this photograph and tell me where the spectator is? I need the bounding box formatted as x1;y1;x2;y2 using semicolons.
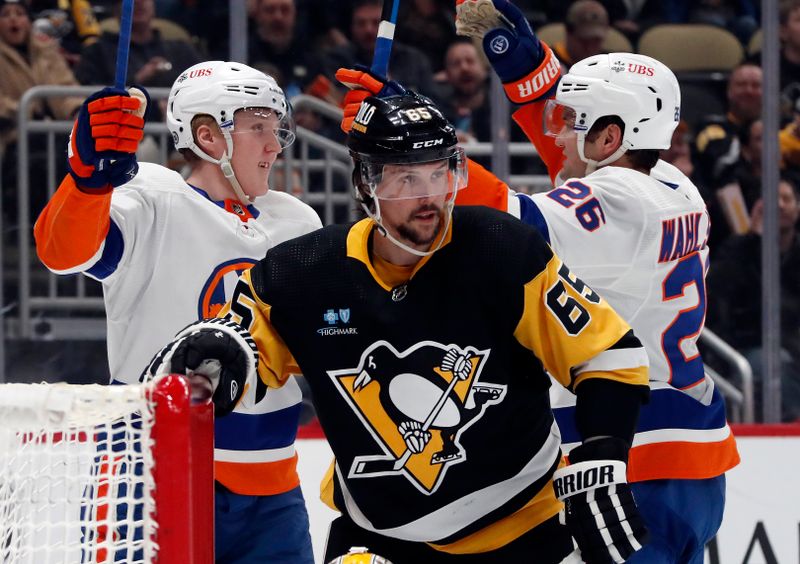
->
395;0;457;74
0;0;81;224
539;0;666;40
661;119;694;178
155;0;228;59
694;62;762;191
551;0;610;70
437;37;490;142
707;176;800;422
29;0;101;65
780;97;800;171
706;118;763;252
781;0;800;108
659;0;758;44
322;0;441;102
248;0;327;98
74;0;201;90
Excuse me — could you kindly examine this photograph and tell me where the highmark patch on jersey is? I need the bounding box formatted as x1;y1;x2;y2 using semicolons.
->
328;341;506;495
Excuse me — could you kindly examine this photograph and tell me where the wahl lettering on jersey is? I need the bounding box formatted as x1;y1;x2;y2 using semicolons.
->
318;308;358;336
658;211;709;263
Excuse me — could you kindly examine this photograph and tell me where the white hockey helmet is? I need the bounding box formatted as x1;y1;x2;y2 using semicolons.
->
167;61;295;201
544;53;681;171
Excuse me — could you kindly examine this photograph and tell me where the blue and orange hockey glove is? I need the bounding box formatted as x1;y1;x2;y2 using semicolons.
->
335;65;406;133
456;0;561;104
67;86;148;190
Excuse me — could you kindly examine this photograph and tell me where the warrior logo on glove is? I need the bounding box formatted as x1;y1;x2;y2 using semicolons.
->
553;440;650;563
328;341;505;494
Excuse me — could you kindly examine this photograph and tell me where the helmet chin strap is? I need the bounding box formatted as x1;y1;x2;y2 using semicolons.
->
189;129;253;204
576;133;629;175
219;155;252;204
362;194;456;258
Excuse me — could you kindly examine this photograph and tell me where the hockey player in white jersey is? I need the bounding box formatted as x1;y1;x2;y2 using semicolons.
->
34;62;320;562
450;1;740;561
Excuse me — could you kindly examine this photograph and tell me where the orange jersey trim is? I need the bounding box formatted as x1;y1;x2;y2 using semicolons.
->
512;102;565;185
454;159;510;211
502;43;561;105
627;433;740;482
215;453;300;496
34;175;113;272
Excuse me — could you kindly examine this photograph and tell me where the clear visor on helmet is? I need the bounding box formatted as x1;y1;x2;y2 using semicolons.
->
360;148;467;201
543;99;579;138
229;106;296;148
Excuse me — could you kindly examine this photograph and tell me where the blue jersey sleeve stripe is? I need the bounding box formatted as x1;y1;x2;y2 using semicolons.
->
517;195;550;243
86;219;124;280
554;386;731;444
214;403;302;451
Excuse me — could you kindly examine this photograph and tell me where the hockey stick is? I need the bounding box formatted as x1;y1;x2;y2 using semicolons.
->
351;372;461;476
371;0;401;76
114;0;135;89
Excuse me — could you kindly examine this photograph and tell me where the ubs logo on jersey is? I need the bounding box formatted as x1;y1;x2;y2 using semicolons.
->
198;258;258;318
328;341;505;494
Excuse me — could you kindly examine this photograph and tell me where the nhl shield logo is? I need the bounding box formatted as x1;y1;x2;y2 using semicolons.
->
328;341;506;495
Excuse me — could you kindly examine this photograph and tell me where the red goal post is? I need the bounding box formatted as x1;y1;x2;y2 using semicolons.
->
0;375;213;563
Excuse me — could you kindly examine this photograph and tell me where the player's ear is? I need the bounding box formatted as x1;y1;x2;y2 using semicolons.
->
194;122;224;160
601;123;624;158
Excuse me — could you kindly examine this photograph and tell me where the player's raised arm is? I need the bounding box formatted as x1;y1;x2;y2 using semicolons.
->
34;87;148;273
456;0;566;182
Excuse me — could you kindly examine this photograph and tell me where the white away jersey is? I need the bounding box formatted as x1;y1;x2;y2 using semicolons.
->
52;162;322;494
511;160;738;480
518;161;709;388
94;163;321;384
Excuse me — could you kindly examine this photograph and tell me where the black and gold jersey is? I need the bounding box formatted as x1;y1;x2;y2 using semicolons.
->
220;206;648;552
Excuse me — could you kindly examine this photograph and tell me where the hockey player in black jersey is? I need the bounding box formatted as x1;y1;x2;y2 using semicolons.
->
148;89;652;563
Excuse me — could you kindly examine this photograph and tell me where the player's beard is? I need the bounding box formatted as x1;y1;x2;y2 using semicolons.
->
397;203;443;247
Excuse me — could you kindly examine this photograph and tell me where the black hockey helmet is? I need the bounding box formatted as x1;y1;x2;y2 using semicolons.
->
347;91;466;208
347;91;459;164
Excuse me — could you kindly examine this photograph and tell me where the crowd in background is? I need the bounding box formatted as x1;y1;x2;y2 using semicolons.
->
1;0;799;421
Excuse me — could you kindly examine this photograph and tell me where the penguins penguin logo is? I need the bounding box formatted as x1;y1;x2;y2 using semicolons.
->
328;341;506;494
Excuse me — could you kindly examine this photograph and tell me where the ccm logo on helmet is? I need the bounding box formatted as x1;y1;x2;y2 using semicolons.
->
412;138;444;149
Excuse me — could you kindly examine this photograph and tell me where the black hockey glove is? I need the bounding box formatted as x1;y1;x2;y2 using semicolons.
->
552;438;648;564
143;318;259;417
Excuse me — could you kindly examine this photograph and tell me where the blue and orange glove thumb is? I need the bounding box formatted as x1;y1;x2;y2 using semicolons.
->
456;0;561;104
335;65;406;133
67;86;149;191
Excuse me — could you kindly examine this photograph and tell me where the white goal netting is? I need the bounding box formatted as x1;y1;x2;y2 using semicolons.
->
0;383;157;564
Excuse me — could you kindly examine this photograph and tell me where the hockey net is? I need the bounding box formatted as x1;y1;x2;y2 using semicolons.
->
0;375;213;564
